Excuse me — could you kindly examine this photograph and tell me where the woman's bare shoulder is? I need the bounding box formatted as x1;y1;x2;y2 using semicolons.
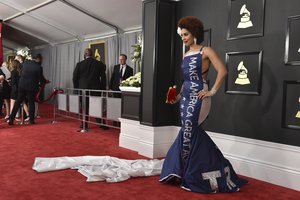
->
202;46;215;54
202;46;219;58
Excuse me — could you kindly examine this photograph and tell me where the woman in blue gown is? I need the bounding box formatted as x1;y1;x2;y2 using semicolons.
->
160;16;248;193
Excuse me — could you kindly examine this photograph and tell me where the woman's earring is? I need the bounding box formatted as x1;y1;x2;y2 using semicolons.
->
194;38;197;44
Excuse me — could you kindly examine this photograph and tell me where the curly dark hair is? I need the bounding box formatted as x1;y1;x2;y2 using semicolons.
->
178;16;204;44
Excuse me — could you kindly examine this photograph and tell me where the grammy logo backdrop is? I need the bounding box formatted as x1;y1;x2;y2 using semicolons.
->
89;41;106;64
175;0;300;147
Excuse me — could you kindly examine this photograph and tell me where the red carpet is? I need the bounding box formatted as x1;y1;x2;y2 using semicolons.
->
0;104;299;200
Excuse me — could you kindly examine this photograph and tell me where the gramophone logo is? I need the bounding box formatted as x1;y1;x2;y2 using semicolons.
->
296;97;300;119
94;49;101;61
235;61;250;85
237;4;253;29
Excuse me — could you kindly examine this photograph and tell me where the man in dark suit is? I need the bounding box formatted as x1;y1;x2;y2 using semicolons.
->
33;53;49;101
8;60;42;125
33;53;50;118
73;48;107;130
109;54;133;97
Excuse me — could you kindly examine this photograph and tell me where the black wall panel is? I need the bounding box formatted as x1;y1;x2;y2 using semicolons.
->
141;0;156;125
141;0;177;126
173;0;300;146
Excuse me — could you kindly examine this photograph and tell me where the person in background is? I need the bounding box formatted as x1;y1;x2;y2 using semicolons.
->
73;48;108;130
8;59;42;125
109;54;133;127
9;60;21;117
109;54;133;98
14;55;30;121
0;67;5;116
33;53;50;118
0;62;11;119
0;62;11;116
14;55;25;66
0;72;11;119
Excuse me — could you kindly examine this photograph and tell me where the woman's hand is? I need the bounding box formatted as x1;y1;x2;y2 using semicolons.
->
198;89;215;99
169;94;181;104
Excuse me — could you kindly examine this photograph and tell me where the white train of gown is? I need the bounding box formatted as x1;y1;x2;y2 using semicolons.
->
33;156;164;182
32;84;210;183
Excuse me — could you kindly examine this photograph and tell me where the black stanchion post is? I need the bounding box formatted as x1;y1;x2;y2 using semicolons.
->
51;88;59;124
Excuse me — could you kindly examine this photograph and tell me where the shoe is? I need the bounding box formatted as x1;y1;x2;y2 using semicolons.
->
29;121;35;124
15;118;21;122
4;115;9;120
24;117;30;122
8;120;13;125
100;125;109;130
77;129;88;132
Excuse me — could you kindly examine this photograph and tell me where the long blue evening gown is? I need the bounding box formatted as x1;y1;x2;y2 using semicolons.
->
159;48;248;193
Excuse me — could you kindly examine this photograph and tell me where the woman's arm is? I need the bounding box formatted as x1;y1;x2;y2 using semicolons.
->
198;47;227;99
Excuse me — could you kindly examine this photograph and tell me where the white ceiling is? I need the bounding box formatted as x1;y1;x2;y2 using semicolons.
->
0;0;143;54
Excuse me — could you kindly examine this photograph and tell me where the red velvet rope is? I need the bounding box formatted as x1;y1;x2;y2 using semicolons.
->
35;83;64;103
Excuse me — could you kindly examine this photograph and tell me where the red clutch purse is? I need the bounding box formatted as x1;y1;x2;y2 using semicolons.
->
166;85;177;103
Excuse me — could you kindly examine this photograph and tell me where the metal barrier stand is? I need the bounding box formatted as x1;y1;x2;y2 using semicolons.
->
54;88;122;132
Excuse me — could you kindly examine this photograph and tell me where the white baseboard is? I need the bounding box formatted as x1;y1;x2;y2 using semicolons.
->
119;119;140;151
119;118;178;158
206;131;300;191
118;118;300;191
